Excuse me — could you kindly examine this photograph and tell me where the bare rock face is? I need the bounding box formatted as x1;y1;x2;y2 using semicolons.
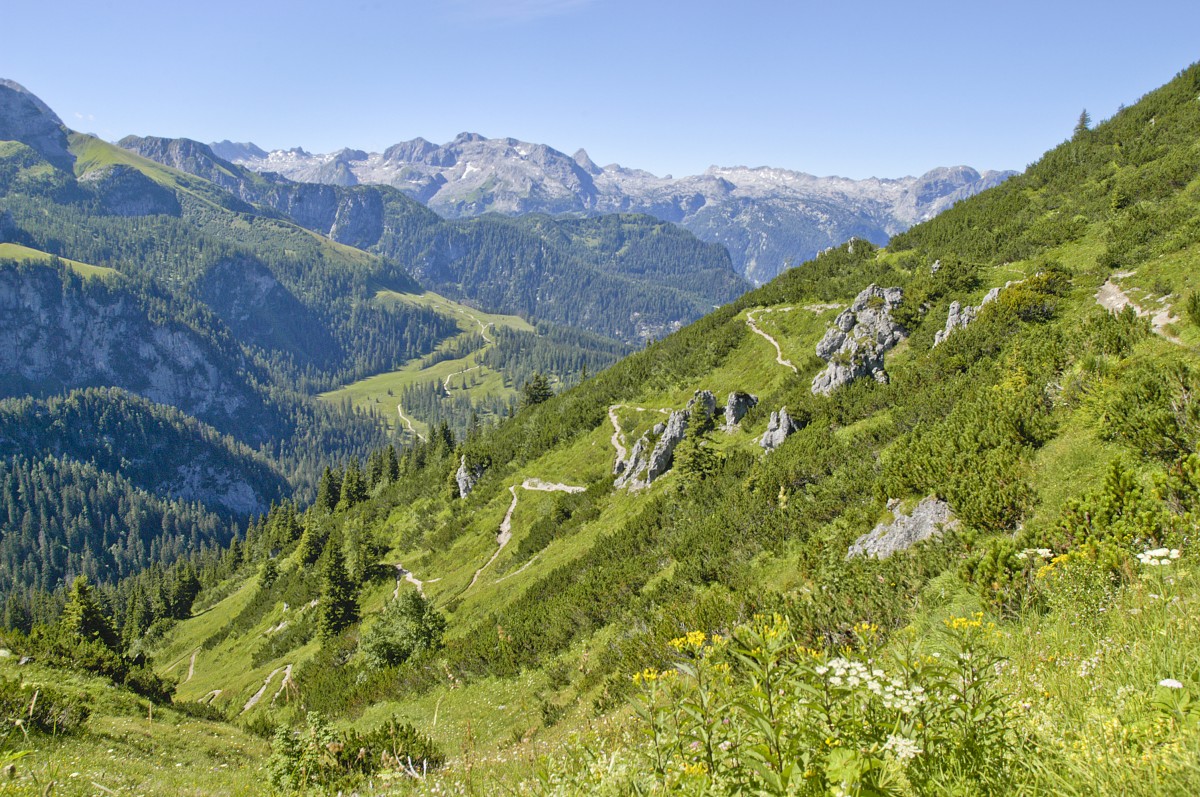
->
724;391;758;430
933;287;1000;346
686;389;717;420
455;455;485;499
616;410;689;489
811;284;905;395
847;496;958;559
614;434;649;480
759;407;803;451
79;165;182;217
0;79;73;172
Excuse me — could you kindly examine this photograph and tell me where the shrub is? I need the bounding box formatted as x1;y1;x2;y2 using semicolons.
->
0;676;90;735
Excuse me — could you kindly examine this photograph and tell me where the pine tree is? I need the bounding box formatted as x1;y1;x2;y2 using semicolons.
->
318;533;358;639
338;461;367;509
259;556;279;590
60;575;121;651
521;373;554;408
315;467;341;513
1074;108;1092;138
382;445;400;484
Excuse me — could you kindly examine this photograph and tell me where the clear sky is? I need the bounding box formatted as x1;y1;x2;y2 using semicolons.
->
3;0;1198;179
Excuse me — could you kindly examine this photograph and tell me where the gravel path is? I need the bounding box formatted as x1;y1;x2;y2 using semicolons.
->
397;404;426;442
1095;277;1182;344
746;308;798;373
242;666;287;713
465;479;585;591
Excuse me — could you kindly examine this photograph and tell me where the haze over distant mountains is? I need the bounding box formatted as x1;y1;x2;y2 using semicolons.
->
212;135;1016;284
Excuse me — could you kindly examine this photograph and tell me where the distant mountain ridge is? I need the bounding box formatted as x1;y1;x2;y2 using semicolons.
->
212;135;1016;284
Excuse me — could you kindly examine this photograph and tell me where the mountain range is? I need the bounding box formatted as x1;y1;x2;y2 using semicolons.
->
212;135;1016;284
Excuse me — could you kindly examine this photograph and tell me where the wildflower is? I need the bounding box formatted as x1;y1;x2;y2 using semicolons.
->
1159;678;1184;689
883;734;922;761
1137;548;1181;567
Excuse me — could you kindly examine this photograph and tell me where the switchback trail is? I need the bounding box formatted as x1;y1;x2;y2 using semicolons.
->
746;308;798;373
465;479;585;592
394;563;440;599
242;666;289;713
607;404;672;464
184;650;197;684
1095;275;1182;344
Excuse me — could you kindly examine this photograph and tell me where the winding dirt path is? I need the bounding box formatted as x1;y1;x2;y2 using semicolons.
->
746;308;798;373
183;650;198;684
242;666;288;713
1096;276;1182;344
198;689;221;705
394;563;440;599
271;664;294;705
444;364;482;393
607;404;672;464
452;307;495;344
465;479;585;592
397;404;426;442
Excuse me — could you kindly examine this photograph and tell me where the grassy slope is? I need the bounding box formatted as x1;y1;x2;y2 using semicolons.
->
0;660;268;796
119;62;1200;793
319;290;535;437
0;242;115;278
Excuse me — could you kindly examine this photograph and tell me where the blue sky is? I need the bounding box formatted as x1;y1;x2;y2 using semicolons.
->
3;0;1198;178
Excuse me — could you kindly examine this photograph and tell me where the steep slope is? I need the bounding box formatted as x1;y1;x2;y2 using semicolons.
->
216;131;1015;283
109;62;1200;796
121;134;750;343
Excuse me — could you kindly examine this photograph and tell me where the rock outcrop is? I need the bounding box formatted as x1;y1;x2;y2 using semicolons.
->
847;496;958;559
686;389;717;420
724;391;758;430
811;285;905;395
615;410;689;489
455;455;485;499
759;407;803;452
0;79;73;172
933;288;1000;346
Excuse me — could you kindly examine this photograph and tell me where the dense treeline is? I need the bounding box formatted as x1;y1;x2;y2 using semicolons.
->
0;455;235;597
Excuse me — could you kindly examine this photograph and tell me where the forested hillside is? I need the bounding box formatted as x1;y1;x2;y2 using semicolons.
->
4;64;1200;796
121;134;750;344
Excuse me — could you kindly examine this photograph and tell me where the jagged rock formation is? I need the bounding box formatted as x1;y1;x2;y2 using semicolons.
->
456;455;485;499
686;389;717;420
847;496;958;559
811;285;906;395
79;165;182;217
724;391;758;430
0;79;73;172
615;410;689;489
759;407;804;451
215;133;1015;285
933;288;1000;346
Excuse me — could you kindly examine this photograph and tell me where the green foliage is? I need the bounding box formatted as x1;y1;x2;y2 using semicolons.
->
521;372;554;408
0;675;90;736
268;711;443;792
318;533;358;640
59;577;120;652
360;591;446;669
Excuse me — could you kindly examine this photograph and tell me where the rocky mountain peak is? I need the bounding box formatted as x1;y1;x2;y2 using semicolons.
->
216;130;1018;284
0;78;74;171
